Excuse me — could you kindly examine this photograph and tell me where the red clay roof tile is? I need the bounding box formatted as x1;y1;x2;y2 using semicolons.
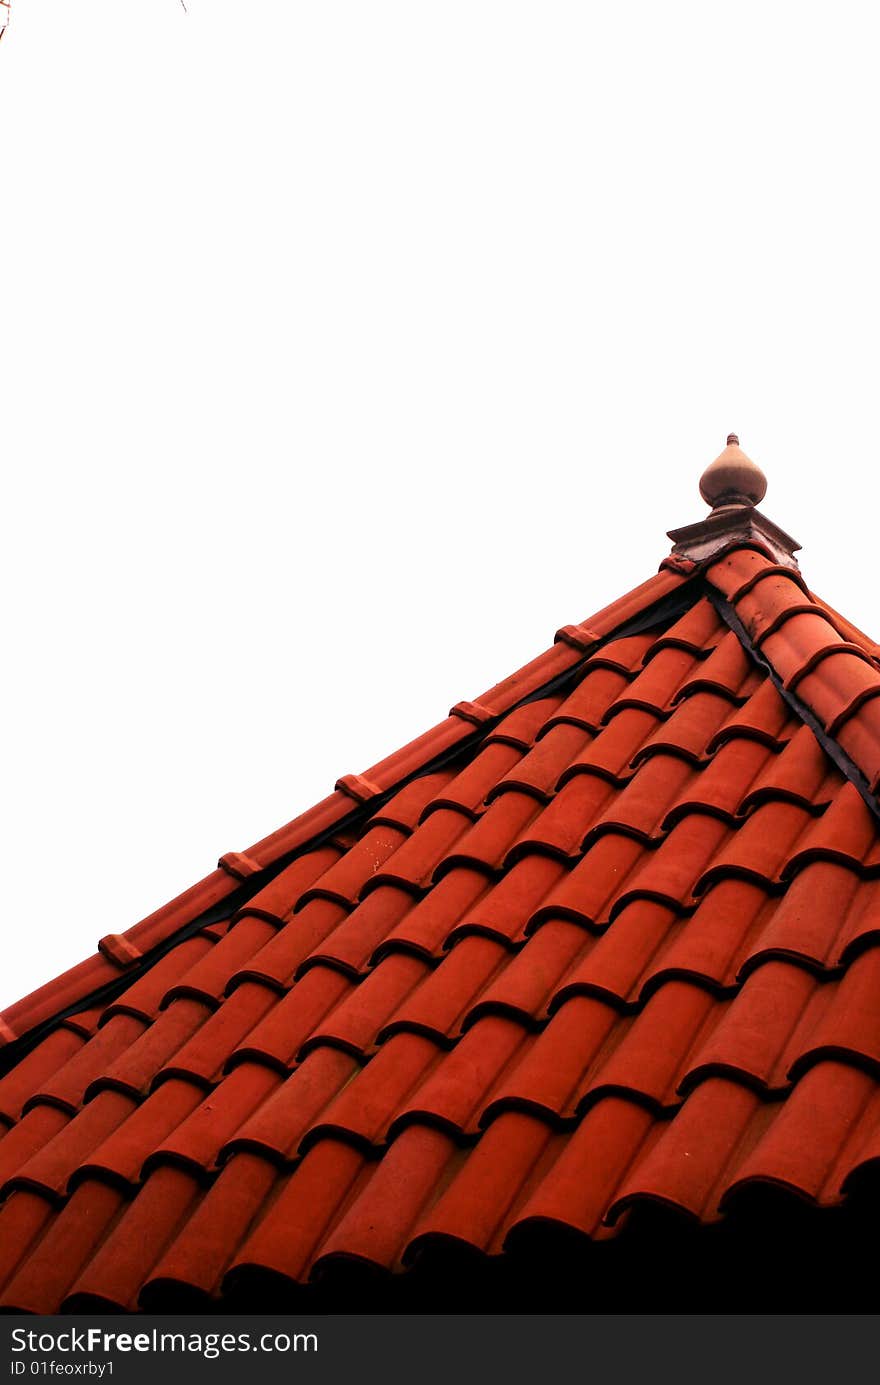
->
6;505;880;1310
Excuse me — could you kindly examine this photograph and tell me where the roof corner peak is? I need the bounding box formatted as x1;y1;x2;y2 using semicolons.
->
666;433;801;572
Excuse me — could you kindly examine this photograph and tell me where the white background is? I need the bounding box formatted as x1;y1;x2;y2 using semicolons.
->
1;2;878;1008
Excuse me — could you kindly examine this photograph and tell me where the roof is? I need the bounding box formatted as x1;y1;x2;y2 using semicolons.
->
3;438;880;1313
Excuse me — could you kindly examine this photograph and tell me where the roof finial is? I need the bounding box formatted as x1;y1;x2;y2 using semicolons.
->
699;433;767;510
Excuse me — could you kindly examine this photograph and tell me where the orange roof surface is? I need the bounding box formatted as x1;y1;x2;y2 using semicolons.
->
3;439;880;1313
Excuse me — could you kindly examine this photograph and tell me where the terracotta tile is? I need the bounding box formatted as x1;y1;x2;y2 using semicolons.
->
695;800;815;894
632;692;737;769
0;1189;55;1296
297;824;410;907
480;995;621;1126
725;1061;876;1207
243;790;354;880
616;815;731;916
150;1061;281;1174
163;916;278;1006
230;966;353;1071
375;867;490;960
556;706;660;786
409;1110;557;1258
681;960;825;1095
551;899;681;1009
608;1077;768;1222
0;886;201;1048
474;643;582;714
788;948;880;1079
605;647;706;719
64;1165;203;1311
782;783;877;877
2;1089;136;1200
314;1125;460;1275
708;679;794;751
837;875;880;963
305;1033;440;1152
227;1139;369;1286
836;698;880;793
60;1007;105;1039
0;1178;126;1314
663;739;772;827
363;807;474;895
223;1047;359;1163
302;953;431;1058
540;667;632;735
838;1083;880;1197
734;574;832;646
299;885;413;975
486;697;562;750
422;744;528;817
464;855;568;946
380;936;510;1043
509;775;616;862
438;791;544;876
372;771;459;832
238;846;342;924
644;599;725;657
653;878;775;990
231;898;349;991
740;862;862;973
584;755;696;845
391;1014;530;1137
533;834;647;930
0;1104;70;1191
581;980;720;1111
739;724;838;814
795;648;880;728
88;998;214;1100
145;1151;279;1301
362;719;474;794
764;612;853;686
806;589;880;659
8;534;880;1311
573;567;689;641
76;1078;204;1189
706;547;784;602
465;920;590;1026
102;936;217;1023
490;723;593;801
508;1097;658;1242
587;631;658;671
0;1028;86;1123
671;630;757;703
25;1013;148;1114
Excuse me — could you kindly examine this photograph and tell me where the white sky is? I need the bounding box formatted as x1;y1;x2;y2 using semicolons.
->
2;2;879;1010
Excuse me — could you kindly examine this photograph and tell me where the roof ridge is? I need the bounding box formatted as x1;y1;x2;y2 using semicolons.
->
705;548;880;813
0;564;697;1054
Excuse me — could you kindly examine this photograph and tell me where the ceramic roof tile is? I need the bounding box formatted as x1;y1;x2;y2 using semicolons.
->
723;1060;878;1208
231;898;350;992
504;1100;657;1245
299;886;414;976
64;1164;205;1312
6;489;880;1310
407;1110;560;1257
373;867;490;960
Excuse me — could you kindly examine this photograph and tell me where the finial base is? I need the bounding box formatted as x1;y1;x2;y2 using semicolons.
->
667;506;801;571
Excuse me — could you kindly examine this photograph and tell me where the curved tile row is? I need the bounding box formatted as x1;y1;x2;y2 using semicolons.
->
4;589;880;1311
